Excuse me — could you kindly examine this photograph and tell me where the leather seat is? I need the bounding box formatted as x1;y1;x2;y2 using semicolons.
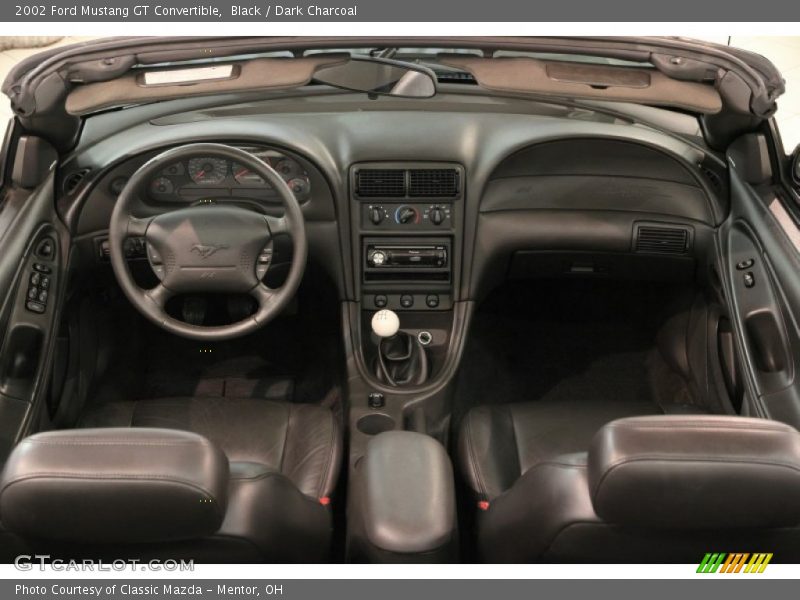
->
459;409;800;562
80;397;341;498
0;398;341;563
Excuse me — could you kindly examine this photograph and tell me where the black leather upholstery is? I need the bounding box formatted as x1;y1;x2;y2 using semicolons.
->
458;399;658;501
348;432;457;562
0;398;342;563
459;409;800;562
80;398;341;499
0;428;228;544
589;416;800;530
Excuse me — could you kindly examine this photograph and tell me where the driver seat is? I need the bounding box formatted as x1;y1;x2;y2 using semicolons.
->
0;398;341;563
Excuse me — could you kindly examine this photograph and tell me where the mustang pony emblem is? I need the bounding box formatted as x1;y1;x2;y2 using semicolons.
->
190;243;230;258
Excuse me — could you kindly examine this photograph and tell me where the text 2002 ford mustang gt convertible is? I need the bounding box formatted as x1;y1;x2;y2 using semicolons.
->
0;36;799;563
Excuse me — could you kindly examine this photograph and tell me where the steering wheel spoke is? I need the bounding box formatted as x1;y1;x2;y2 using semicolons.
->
127;215;153;237
250;283;278;311
144;283;174;309
265;214;289;236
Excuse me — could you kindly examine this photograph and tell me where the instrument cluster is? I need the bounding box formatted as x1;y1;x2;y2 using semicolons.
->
146;146;311;204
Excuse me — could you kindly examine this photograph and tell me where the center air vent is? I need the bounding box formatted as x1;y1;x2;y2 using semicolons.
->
409;169;459;197
356;169;406;197
635;225;690;255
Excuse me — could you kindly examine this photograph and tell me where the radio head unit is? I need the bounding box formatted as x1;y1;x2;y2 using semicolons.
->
363;239;451;282
366;244;447;269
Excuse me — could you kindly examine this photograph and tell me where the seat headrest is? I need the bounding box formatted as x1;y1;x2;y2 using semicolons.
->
588;416;800;530
0;428;229;544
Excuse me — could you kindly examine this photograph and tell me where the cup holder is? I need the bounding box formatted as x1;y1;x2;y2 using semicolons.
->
357;413;396;435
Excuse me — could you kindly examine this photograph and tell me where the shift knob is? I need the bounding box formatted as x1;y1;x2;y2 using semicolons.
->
371;309;400;338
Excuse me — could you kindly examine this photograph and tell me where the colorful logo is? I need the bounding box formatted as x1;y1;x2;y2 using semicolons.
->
697;553;773;574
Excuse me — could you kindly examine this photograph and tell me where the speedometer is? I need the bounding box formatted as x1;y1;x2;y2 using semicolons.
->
187;157;228;184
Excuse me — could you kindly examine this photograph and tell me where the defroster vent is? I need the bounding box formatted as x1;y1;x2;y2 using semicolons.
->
635;225;690;255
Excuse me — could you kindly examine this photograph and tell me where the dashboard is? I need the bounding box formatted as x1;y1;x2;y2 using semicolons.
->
62;105;726;307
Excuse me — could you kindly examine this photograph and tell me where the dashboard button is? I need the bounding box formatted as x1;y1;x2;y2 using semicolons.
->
400;294;414;308
374;294;388;308
425;294;440;308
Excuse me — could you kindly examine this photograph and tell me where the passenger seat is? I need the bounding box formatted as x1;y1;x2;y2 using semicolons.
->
458;413;800;562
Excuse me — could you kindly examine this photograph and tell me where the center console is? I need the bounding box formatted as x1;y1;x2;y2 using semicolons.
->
352;162;464;314
344;162;466;562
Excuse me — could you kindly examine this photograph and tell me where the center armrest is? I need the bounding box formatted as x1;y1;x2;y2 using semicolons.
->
348;430;457;562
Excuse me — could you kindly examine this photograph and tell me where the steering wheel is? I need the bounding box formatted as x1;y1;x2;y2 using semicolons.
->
109;143;307;341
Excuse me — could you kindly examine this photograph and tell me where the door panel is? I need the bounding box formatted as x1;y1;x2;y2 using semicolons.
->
0;164;67;460
721;169;800;427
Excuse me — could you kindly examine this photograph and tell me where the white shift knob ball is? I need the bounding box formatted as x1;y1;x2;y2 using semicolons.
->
371;309;400;338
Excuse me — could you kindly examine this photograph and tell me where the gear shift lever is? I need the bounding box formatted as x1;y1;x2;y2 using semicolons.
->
371;309;429;386
371;309;400;339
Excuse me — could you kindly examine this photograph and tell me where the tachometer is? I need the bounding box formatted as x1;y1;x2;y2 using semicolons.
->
187;157;228;184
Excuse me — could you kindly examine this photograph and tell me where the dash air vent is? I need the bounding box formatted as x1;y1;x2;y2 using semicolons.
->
635;225;690;255
409;169;459;197
63;168;90;195
356;169;405;197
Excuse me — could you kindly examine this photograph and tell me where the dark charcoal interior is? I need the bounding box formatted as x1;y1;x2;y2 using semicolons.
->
3;41;800;563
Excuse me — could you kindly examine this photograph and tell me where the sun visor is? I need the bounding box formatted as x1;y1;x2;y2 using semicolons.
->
65;55;349;115
439;55;723;114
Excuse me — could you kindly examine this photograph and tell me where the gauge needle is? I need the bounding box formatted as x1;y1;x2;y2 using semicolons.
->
235;168;248;177
196;169;206;179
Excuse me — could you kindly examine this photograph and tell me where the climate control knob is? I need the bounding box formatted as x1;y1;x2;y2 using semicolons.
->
370;207;385;225
430;206;446;226
395;206;419;225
